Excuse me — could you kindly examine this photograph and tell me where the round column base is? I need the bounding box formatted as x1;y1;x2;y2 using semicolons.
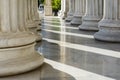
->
71;16;82;25
0;43;44;77
65;12;73;22
79;20;99;31
94;30;120;42
65;16;73;22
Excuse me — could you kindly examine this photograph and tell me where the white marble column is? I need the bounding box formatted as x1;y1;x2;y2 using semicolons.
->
62;0;69;19
65;0;75;22
32;0;42;41
94;0;120;42
59;0;65;17
25;0;42;41
0;0;44;76
26;0;36;28
79;0;103;30
71;0;86;25
44;0;52;16
33;0;41;26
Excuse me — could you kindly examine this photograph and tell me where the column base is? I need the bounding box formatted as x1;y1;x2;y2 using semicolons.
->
65;15;73;22
0;43;44;76
79;20;99;31
94;28;120;42
65;12;73;22
71;16;82;25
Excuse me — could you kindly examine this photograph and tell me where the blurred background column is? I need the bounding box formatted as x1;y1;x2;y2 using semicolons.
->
62;0;69;19
65;0;75;22
44;0;52;16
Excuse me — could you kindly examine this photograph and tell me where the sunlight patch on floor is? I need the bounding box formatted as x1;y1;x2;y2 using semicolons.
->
43;29;94;39
43;38;120;58
45;58;115;80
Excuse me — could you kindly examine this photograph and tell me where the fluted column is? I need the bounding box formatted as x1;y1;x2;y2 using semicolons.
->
33;0;41;26
25;0;42;41
65;0;75;22
26;0;36;28
32;0;42;41
79;0;103;30
0;0;43;76
71;0;86;25
59;0;65;17
44;0;52;16
94;0;120;42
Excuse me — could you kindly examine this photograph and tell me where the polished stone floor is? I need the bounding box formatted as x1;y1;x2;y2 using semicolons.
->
1;16;120;80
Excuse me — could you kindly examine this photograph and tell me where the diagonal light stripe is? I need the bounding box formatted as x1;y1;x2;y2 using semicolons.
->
42;23;79;30
42;29;94;39
45;59;115;80
43;38;120;58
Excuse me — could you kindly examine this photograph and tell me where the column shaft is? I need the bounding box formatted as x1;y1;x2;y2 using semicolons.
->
60;0;65;17
44;0;52;16
26;0;36;28
0;0;11;32
0;0;43;76
64;0;69;18
65;0;75;22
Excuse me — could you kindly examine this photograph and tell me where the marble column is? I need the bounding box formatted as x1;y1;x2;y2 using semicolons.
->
59;0;65;17
62;0;69;19
0;0;44;76
94;0;120;42
79;0;103;30
65;0;75;22
26;0;42;41
26;0;36;29
32;0;42;41
71;0;86;25
33;0;41;26
44;0;52;16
